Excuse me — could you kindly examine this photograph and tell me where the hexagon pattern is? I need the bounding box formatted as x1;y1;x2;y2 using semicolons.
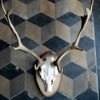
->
0;0;98;100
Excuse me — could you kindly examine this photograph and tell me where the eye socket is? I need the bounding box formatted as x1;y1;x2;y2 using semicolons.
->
51;79;53;85
38;67;41;73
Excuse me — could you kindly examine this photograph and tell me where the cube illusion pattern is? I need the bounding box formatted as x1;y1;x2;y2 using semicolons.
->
0;0;98;100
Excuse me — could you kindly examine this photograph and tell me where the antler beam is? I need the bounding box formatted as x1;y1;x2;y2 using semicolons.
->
1;0;44;70
56;0;94;72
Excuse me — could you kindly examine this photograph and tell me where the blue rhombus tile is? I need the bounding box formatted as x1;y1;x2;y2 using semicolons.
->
0;18;9;26
78;36;94;51
48;0;56;3
57;12;81;27
48;0;61;3
0;0;9;5
0;94;8;100
27;66;36;75
43;92;70;100
13;37;38;50
28;13;54;27
76;89;98;100
10;14;25;26
0;40;9;51
19;0;33;4
90;66;97;73
0;63;24;80
21;37;38;50
0;14;25;26
63;62;86;79
43;36;69;52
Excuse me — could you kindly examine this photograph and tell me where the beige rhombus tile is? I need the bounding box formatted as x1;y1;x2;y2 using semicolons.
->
0;72;24;99
25;72;43;99
25;21;41;44
10;48;35;71
10;74;25;98
71;50;88;69
40;0;55;19
0;23;15;45
59;72;88;98
0;75;10;98
27;0;41;19
55;0;70;18
12;0;27;19
84;21;95;40
0;48;10;69
59;74;73;98
55;20;71;43
41;21;56;43
89;68;98;93
69;0;84;16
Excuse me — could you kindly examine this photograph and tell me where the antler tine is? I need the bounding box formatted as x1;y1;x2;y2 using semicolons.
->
1;0;43;70
55;47;72;73
55;0;94;73
74;0;94;48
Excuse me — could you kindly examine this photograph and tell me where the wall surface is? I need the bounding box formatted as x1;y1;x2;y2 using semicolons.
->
0;0;99;100
93;0;100;99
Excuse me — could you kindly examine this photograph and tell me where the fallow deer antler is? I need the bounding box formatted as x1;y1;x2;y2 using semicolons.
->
1;0;44;70
1;0;94;73
56;0;94;72
1;0;94;96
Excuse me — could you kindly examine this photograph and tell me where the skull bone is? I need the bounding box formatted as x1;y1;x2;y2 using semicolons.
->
39;52;58;92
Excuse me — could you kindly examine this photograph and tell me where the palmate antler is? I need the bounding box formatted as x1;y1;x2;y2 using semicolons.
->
56;0;94;72
1;0;94;73
1;0;44;70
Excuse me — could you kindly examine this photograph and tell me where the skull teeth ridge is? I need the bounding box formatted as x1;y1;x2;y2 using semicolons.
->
39;51;58;92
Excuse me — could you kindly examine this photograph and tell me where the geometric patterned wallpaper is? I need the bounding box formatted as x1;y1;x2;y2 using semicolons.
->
0;0;99;100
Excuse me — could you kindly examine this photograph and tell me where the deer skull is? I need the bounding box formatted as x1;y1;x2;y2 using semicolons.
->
39;52;58;92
